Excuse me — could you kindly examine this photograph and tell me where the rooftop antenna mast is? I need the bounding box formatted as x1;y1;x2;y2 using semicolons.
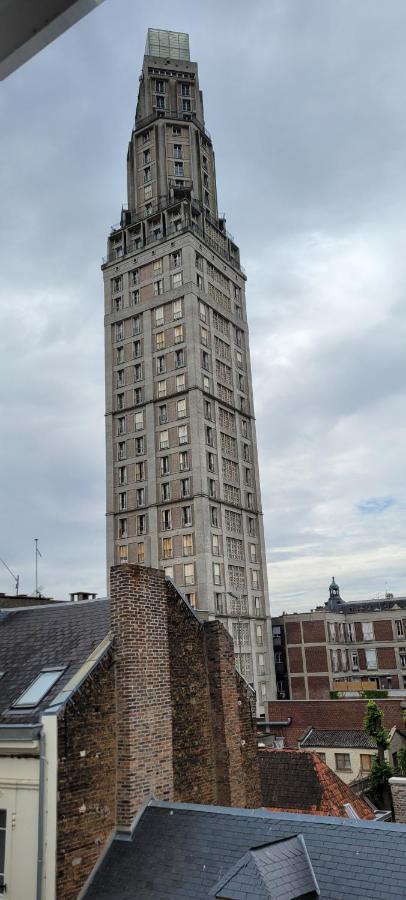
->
35;538;42;597
0;557;19;595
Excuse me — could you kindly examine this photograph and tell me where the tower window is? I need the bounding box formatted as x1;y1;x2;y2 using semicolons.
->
182;505;192;526
180;478;190;497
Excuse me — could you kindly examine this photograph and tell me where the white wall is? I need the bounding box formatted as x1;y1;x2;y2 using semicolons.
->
0;755;39;900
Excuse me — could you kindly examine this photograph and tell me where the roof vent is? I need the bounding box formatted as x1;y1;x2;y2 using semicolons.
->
210;834;320;899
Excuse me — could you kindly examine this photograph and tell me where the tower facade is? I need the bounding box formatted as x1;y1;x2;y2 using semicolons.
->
103;29;275;709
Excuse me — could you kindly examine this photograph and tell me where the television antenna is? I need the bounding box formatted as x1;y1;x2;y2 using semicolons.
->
0;557;19;595
34;538;42;596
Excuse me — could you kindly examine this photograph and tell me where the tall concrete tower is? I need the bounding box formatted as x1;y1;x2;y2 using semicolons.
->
103;29;275;710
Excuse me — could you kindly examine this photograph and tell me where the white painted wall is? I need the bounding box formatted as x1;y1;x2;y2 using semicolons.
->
0;754;39;900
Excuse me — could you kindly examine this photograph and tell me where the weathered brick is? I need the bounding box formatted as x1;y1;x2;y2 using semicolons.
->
288;645;304;673
305;645;328;673
302;620;326;643
56;651;116;900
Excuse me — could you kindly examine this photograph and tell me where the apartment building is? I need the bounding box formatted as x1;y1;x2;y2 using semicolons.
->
102;29;275;706
272;578;406;699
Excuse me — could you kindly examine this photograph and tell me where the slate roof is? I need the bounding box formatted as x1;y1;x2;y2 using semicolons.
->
83;800;406;899
259;750;374;819
0;598;110;723
300;728;377;750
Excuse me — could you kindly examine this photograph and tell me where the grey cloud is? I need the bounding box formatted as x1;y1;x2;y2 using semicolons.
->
1;0;405;610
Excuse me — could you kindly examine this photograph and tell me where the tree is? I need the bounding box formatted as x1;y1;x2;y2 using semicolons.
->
396;747;406;776
363;700;393;809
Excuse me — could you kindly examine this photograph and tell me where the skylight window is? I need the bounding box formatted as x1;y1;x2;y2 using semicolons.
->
12;668;65;708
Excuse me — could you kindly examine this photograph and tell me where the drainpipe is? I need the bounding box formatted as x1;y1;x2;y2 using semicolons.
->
36;727;46;900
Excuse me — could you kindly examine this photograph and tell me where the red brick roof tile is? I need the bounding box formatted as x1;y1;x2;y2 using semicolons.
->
259;748;374;820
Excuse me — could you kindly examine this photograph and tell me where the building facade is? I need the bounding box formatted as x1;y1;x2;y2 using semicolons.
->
102;29;275;705
272;579;406;700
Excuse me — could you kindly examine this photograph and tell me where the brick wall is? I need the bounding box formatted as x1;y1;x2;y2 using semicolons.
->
377;647;396;668
358;648;366;669
288;645;304;673
266;699;406;747
355;622;363;641
305;646;328;673
307;676;331;699
374;620;394;641
389;777;406;823
166;582;216;805
236;672;261;808
111;564;258;818
56;651;116;900
205;621;247;807
110;565;174;829
285;621;302;644
290;676;306;699
302;620;326;643
166;580;259;809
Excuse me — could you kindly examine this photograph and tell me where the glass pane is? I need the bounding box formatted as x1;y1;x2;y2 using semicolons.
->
13;669;64;708
146;29;190;61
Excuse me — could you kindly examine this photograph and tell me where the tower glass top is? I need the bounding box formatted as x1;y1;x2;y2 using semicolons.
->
145;28;190;61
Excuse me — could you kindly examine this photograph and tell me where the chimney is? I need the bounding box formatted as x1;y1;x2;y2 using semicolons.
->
110;564;174;833
389;777;406;823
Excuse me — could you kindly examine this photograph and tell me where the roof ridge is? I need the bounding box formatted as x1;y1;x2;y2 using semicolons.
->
148;798;406;830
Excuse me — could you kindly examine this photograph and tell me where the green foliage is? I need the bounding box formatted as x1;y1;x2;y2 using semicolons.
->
363;701;394;806
329;691;338;699
395;748;406;776
364;700;390;749
360;689;388;699
369;758;393;794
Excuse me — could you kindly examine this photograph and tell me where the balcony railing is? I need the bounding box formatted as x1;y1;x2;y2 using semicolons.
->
134;108;212;141
103;216;245;275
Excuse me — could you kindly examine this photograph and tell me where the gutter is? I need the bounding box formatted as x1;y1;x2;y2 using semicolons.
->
257;718;292;727
0;723;41;743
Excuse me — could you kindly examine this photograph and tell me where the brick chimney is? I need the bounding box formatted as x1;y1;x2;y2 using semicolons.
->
110;565;174;832
389;777;406;823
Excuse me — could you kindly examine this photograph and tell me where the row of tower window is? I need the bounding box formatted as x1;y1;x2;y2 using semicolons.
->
153;79;192;96
115;405;251;446
111;305;245;358
116;448;253;491
114;344;245;398
115;434;250;476
116;481;257;541
110;254;241;305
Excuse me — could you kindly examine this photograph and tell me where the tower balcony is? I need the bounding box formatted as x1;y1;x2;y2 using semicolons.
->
168;178;193;199
134;108;211;142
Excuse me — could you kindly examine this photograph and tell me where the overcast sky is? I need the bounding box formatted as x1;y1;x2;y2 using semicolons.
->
1;0;405;612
